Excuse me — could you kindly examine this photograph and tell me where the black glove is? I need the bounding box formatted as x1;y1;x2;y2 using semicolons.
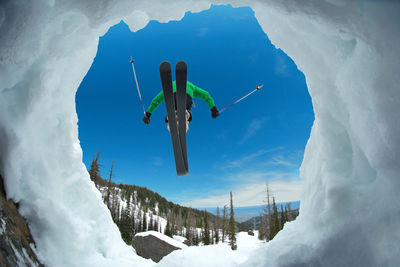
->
211;106;219;118
142;112;151;125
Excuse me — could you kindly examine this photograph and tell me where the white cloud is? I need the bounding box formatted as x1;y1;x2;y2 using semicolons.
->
268;154;297;167
182;172;302;208
240;118;266;143
188;149;303;208
220;147;284;169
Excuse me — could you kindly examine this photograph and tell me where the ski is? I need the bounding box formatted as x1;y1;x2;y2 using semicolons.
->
175;61;189;173
160;61;187;176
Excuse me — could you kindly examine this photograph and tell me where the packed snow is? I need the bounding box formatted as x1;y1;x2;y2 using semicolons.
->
172;235;187;245
0;0;399;266
158;232;264;266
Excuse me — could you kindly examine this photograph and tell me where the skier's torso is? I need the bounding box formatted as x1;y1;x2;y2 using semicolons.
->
172;81;195;98
146;81;215;114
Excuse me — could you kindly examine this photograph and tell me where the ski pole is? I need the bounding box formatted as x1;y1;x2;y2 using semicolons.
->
130;57;146;115
219;85;263;114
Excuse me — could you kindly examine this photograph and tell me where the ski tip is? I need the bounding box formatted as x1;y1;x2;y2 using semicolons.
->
176;61;187;69
160;61;171;72
177;170;189;177
176;165;189;177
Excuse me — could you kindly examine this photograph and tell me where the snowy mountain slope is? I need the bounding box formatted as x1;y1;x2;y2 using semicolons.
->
95;181;220;241
97;184;169;233
0;0;399;266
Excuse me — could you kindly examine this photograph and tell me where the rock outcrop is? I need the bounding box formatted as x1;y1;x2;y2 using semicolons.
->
132;233;183;263
0;175;43;266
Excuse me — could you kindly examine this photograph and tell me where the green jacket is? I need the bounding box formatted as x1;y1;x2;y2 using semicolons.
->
146;81;215;114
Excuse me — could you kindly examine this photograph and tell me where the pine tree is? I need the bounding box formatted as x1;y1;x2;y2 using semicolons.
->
229;191;237;250
215;207;220;244
280;205;286;230
142;212;148;232
111;187;118;223
148;213;154;231
265;182;272;241
120;196;132;244
273;198;280;233
176;211;183;236
222;205;227;243
131;208;136;236
258;182;273;241
137;210;143;233
88;150;101;186
116;199;120;225
202;210;211;245
165;217;172;237
157;209;161;232
258;212;266;240
105;160;114;209
270;196;280;240
285;205;289;223
185;225;191;244
185;211;191;242
170;210;176;236
191;212;198;246
154;216;159;233
193;231;199;246
287;203;293;221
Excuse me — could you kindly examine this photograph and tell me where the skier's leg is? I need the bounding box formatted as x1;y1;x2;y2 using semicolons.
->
185;110;192;132
166;110;190;132
165;115;170;132
166;111;180;132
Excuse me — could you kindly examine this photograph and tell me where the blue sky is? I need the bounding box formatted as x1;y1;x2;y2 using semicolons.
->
76;5;314;208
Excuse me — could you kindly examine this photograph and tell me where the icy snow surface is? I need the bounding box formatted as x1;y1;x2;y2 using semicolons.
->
0;0;400;266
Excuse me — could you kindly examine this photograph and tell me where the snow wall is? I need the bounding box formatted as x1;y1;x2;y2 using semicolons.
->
0;0;399;266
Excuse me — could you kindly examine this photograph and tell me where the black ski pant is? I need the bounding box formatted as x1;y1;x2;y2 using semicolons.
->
165;93;193;122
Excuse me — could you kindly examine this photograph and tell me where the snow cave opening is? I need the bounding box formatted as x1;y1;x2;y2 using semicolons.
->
76;4;312;209
0;1;398;266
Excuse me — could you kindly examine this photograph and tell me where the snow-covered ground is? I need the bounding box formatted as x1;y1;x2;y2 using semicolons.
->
159;231;264;266
172;235;187;244
133;230;264;266
1;0;399;266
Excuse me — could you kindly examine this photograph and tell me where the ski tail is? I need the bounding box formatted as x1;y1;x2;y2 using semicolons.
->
160;61;187;176
175;61;189;173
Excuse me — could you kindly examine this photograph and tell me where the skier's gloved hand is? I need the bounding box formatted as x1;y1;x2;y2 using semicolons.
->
142;112;151;125
211;106;219;118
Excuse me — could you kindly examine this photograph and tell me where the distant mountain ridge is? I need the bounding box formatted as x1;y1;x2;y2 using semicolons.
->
203;201;300;222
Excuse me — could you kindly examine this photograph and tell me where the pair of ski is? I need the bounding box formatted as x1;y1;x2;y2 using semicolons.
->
160;61;189;176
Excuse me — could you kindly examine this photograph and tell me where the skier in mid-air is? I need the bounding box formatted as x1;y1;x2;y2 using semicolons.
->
132;59;260;176
142;81;219;131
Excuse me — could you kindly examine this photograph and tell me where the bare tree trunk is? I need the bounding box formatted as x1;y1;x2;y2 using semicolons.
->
106;160;114;209
266;182;272;241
